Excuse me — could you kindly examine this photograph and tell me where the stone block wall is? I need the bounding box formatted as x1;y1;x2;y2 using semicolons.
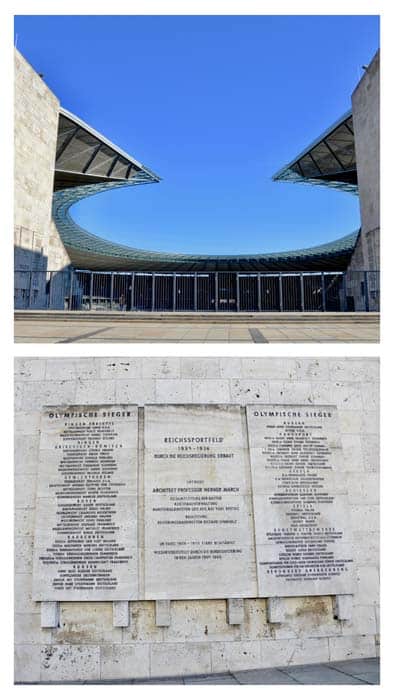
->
14;49;70;273
349;50;380;272
14;357;379;682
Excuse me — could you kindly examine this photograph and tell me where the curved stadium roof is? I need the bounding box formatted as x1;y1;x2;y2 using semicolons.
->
52;108;359;272
272;111;357;194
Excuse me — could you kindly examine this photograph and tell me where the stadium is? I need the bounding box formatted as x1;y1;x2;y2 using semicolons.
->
14;49;379;314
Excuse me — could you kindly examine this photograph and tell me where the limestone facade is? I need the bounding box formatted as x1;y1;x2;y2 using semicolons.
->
14;357;379;682
349;50;380;272
14;49;70;273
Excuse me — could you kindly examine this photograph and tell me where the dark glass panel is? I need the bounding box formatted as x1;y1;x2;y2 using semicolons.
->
325;125;355;169
111;157;130;179
309;142;340;173
298;154;319;177
57;128;99;172
88;144;118;176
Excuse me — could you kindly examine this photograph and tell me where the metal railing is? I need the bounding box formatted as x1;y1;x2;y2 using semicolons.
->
14;269;380;312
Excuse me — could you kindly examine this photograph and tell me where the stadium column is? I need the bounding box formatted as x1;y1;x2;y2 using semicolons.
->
152;273;156;311
110;273;114;310
130;272;135;311
69;269;74;310
321;272;326;311
215;272;219;312
89;272;94;310
279;272;283;311
300;272;305;311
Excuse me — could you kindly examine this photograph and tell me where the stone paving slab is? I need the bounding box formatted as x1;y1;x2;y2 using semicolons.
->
329;658;379;673
233;669;299;684
279;665;365;684
14;317;380;343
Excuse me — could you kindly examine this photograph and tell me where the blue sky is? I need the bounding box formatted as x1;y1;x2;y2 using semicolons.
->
15;15;379;255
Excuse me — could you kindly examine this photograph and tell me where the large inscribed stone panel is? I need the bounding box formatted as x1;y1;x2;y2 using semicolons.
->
144;405;257;599
246;404;354;597
33;405;139;601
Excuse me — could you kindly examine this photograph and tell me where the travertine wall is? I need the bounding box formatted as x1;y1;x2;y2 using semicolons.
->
14;357;379;682
349;51;380;272
14;49;70;272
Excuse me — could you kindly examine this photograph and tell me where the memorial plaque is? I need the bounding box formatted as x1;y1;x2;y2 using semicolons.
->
32;405;139;601
143;405;257;599
246;404;354;597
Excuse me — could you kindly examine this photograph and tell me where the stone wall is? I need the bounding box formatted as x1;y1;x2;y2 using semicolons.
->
349;51;380;272
14;357;379;682
14;49;70;273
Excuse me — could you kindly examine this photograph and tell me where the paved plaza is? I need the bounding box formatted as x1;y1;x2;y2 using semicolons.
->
14;311;379;343
20;657;379;685
136;657;380;685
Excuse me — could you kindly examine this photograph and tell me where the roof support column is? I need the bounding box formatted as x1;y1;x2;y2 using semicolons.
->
321;273;326;311
110;273;114;310
279;273;283;312
173;273;176;311
300;273;305;312
215;273;219;312
69;270;74;311
257;273;262;312
89;272;94;311
151;273;155;311
236;273;240;312
130;273;135;311
194;273;197;311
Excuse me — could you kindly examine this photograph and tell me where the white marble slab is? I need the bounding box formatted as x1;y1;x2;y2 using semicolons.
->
246;404;354;598
32;405;139;601
143;405;258;599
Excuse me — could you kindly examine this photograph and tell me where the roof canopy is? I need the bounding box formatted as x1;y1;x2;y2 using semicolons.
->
52;107;358;272
54;108;160;190
272;111;357;194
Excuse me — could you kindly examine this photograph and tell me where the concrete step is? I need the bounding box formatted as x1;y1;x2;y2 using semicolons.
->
14;310;380;324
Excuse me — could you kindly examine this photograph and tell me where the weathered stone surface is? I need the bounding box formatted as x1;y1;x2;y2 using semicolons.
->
100;643;150;680
40;644;100;681
271;596;341;640
32;405;139;601
261;637;330;668
53;603;122;644
211;641;261;672
328;634;377;662
150;642;212;676
192;379;231;403
15;613;51;644
144;405;257;599
14;644;41;683
247;404;354;597
14;50;70;271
